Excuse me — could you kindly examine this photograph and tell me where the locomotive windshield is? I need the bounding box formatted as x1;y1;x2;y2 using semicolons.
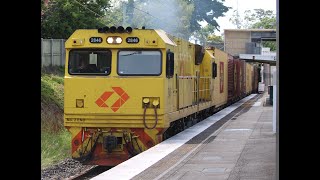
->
118;50;161;75
68;49;111;75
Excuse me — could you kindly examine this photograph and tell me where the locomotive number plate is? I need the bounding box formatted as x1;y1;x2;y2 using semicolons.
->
126;37;139;43
89;37;103;43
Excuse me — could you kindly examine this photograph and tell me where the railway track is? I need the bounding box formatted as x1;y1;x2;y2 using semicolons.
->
67;166;113;180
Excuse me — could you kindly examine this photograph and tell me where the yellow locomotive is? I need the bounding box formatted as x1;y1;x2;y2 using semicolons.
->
64;26;258;166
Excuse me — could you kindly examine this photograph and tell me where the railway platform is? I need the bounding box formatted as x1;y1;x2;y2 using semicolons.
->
92;93;276;180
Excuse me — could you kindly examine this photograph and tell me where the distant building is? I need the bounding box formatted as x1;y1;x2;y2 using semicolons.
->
224;29;276;57
223;29;277;90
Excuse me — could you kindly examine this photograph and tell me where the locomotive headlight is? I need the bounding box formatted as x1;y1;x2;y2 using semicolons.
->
107;37;114;44
152;100;159;107
142;97;160;108
143;98;150;104
107;37;122;44
76;99;84;108
115;37;122;43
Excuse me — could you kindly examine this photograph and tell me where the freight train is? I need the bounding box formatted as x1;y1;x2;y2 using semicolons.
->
64;26;260;166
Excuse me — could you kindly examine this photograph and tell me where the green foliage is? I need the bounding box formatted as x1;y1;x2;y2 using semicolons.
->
207;34;223;43
183;0;229;43
41;66;70;168
251;17;276;29
230;9;252;29
188;0;230;33
100;2;124;27
41;129;71;169
252;9;275;20
107;0;228;40
229;9;276;29
262;41;276;51
191;24;223;46
41;0;45;10
229;9;276;50
41;0;111;39
192;24;215;45
247;9;276;29
41;67;64;109
41;0;229;40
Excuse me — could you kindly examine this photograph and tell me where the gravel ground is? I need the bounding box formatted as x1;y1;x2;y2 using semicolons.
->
41;158;95;180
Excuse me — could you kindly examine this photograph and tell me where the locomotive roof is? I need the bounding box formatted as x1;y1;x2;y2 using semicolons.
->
155;29;177;46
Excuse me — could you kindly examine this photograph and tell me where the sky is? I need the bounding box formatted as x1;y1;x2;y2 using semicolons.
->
212;0;276;35
111;0;276;37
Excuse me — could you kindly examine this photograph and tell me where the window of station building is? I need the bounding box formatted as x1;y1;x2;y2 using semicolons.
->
68;49;111;75
117;50;162;76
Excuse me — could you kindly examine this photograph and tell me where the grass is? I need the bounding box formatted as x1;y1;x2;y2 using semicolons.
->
41;67;64;110
41;66;71;169
41;128;71;169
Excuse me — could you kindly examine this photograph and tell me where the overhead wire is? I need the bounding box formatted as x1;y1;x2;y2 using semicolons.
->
131;6;177;30
73;0;105;18
72;0;180;35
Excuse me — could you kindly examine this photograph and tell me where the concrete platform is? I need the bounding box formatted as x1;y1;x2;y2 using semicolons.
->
92;93;276;180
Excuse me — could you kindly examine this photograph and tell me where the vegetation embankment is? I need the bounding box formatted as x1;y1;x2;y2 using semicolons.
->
41;66;70;169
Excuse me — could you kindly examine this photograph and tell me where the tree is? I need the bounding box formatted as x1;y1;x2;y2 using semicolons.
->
207;34;223;43
114;0;194;40
251;17;276;29
249;9;276;51
229;9;276;51
188;0;230;33
229;9;276;29
229;9;254;29
41;0;45;10
41;0;111;39
191;24;214;45
191;24;223;46
100;2;124;27
115;0;228;40
41;0;229;40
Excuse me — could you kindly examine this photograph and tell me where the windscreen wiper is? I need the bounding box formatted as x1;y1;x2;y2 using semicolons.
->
121;51;142;56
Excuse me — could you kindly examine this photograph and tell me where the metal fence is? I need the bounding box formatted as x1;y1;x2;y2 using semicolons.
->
41;38;66;67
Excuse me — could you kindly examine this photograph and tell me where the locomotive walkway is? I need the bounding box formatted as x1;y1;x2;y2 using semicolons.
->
92;93;276;180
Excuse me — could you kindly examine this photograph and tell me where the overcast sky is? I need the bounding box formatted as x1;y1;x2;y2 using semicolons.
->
213;0;276;35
